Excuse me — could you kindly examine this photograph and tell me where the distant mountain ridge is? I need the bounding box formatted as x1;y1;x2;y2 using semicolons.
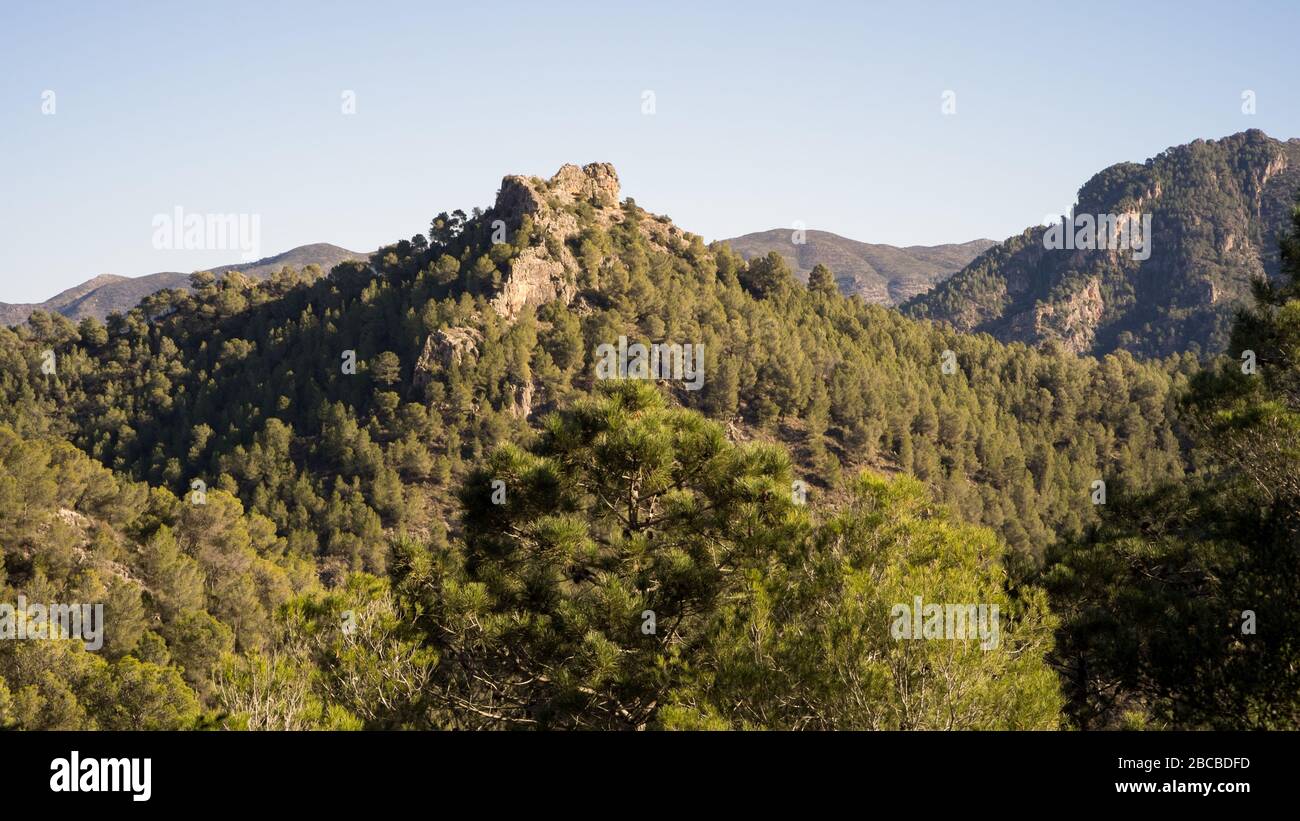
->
905;130;1300;357
722;229;995;304
0;243;367;326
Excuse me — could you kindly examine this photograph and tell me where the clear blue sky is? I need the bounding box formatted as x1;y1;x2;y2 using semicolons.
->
2;0;1297;303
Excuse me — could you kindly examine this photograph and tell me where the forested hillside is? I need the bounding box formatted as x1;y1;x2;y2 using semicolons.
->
2;161;1291;730
721;229;993;304
1045;201;1300;729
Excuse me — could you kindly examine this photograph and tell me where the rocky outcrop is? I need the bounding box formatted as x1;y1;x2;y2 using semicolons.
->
547;162;621;207
487;163;626;320
507;379;534;419
494;162;620;222
1009;278;1105;354
412;162;682;414
412;326;482;389
491;254;575;320
485;162;699;320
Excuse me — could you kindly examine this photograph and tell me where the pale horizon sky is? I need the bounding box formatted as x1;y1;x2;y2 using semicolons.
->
2;0;1298;303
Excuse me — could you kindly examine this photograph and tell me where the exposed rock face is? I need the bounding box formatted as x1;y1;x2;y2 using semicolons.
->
411;330;536;417
426;162;676;417
487;163;625;319
491;254;574;320
428;161;703;415
494;162;621;223
486;161;698;320
413;326;482;389
508;379;534;419
549;162;621;207
1008;277;1105;354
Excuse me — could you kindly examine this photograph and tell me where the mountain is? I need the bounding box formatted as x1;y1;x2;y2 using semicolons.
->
722;229;994;304
1;160;1191;730
0;243;367;326
0;271;193;328
1;160;1188;567
905;130;1300;357
8;156;1295;731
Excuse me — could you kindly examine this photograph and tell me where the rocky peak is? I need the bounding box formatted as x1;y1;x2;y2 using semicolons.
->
495;162;621;225
483;162;691;321
551;162;620;205
486;163;635;321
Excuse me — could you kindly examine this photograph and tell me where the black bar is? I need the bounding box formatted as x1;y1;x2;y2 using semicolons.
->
2;731;1283;809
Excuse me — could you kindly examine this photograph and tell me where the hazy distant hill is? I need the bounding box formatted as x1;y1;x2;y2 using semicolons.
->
722;229;995;304
0;243;367;326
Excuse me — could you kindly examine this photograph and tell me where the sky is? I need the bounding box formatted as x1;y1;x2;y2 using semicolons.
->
1;0;1298;303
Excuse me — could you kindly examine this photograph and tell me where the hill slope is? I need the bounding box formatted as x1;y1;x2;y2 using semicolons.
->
723;229;993;304
1;161;1187;564
0;243;367;326
905;130;1300;357
0;160;1204;731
